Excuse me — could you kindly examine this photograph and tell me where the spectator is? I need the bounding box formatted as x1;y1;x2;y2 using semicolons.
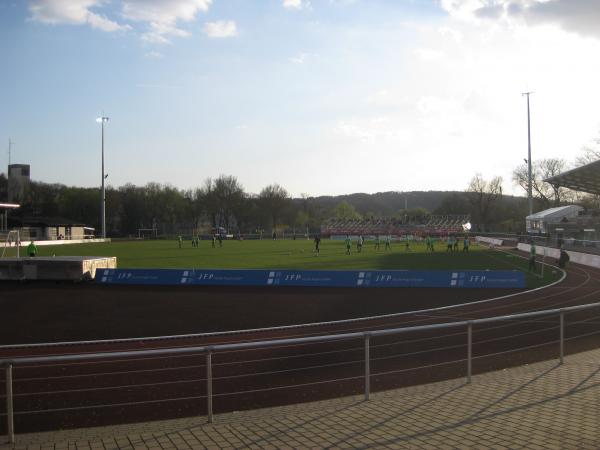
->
558;248;570;269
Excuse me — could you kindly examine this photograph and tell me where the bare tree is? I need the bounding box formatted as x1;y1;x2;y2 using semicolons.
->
576;133;600;167
198;178;218;228
259;183;290;230
466;174;503;231
512;158;575;208
574;136;600;208
213;175;245;231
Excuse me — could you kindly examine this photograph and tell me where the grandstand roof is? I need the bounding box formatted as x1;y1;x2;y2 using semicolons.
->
526;205;583;221
544;159;600;195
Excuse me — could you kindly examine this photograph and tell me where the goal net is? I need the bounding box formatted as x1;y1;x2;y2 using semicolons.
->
1;230;21;258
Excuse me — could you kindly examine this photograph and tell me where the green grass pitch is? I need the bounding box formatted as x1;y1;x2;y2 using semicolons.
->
3;238;561;288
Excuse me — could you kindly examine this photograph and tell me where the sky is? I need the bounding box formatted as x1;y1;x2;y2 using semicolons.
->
1;0;600;198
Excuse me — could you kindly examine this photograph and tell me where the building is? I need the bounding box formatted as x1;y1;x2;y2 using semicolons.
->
8;216;95;241
7;164;31;203
543;159;600;247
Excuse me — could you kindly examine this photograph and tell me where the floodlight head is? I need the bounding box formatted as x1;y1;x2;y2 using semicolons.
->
462;222;472;231
96;116;109;123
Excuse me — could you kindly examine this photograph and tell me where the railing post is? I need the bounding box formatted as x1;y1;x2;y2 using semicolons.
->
365;333;371;400
467;321;472;384
559;310;565;365
5;363;14;444
206;348;213;424
364;333;370;401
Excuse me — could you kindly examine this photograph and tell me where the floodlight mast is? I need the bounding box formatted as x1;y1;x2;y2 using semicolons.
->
97;116;109;239
522;92;533;218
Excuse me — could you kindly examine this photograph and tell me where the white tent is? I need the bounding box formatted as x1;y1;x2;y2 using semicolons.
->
526;205;583;234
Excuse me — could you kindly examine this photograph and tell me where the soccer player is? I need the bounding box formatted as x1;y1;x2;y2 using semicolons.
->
212;234;216;248
314;235;321;255
27;241;38;257
345;235;351;255
446;235;453;253
385;234;391;251
178;235;182;249
405;235;411;252
529;241;537;272
463;236;470;252
357;235;363;253
453;236;459;252
374;235;380;251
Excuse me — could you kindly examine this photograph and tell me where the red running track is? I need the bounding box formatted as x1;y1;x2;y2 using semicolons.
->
1;256;600;434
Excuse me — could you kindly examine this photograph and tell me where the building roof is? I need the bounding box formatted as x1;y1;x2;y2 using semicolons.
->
544;159;600;195
0;203;20;210
526;205;583;221
10;216;87;227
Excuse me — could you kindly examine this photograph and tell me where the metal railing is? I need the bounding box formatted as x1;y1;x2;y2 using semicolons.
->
3;300;600;444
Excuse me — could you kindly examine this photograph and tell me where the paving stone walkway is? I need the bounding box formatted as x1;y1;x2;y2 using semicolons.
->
3;348;600;449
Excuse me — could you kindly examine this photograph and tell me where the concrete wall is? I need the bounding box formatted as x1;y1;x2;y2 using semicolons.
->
517;243;600;269
476;236;504;246
13;238;111;247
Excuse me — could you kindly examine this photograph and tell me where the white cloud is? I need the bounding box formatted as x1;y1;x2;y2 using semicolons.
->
28;0;129;32
122;0;211;43
144;51;163;59
335;116;409;142
412;48;444;62
283;0;311;10
440;0;600;39
289;53;309;64
203;20;237;38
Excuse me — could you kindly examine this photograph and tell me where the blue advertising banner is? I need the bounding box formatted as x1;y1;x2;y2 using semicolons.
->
96;268;525;289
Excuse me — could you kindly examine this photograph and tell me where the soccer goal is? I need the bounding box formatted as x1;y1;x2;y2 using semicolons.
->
137;228;158;239
1;230;21;258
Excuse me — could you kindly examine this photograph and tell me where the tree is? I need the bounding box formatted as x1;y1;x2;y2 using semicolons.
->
259;183;290;230
576;133;600;167
213;175;246;231
118;184;145;235
198;178;219;228
512;158;575;208
433;193;470;215
575;139;600;208
466;174;503;231
334;200;361;220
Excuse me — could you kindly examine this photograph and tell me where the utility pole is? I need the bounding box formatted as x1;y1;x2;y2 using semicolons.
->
8;138;14;166
96;117;109;239
522;92;533;218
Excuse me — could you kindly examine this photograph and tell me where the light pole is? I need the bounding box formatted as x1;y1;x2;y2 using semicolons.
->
522;92;533;218
96;116;109;238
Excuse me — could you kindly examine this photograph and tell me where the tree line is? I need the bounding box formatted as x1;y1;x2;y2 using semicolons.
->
0;142;597;237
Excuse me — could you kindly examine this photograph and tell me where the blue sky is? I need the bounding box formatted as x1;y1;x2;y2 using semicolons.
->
1;0;600;197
